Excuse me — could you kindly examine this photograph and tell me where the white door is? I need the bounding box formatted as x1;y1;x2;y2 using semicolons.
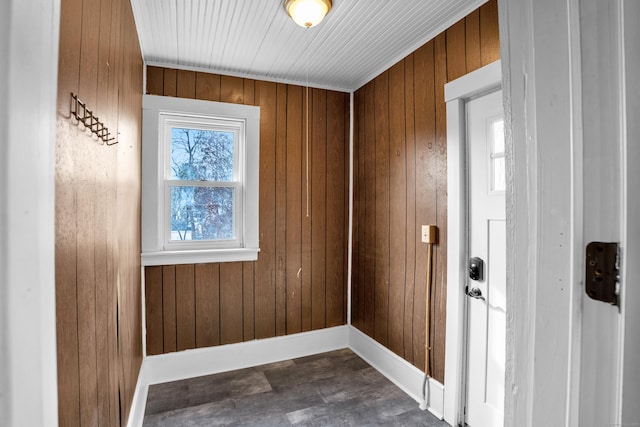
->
465;89;505;427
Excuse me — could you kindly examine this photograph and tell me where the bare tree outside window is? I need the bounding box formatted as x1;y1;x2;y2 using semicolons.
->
170;128;236;241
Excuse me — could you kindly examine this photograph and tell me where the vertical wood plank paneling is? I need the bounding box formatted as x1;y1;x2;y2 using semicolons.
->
412;41;436;372
374;71;390;347
286;85;303;334
351;90;360;329
243;262;255;340
446;19;467;81
143;68;349;356
243;79;255;106
145;266;164;355
56;0;142;422
357;88;367;332
254;80;277;339
195;72;220;101
76;0;101;422
363;81;376;337
301;88;312;332
403;54;417;364
480;0;500;66
175;264;196;351
195;263;220;347
350;0;499;385
220;75;244;103
388;61;407;357
311;89;327;330
146;66;164;95
220;262;244;344
107;1;124;423
162;265;177;353
465;10;482;72
163;69;177;97
275;83;288;337
55;175;80;427
326;91;346;327
176;70;196;99
433;33;449;381
94;1;112;418
55;0;82;423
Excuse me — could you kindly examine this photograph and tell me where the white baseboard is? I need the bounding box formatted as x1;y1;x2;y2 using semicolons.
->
126;364;149;427
126;324;446;426
347;326;445;419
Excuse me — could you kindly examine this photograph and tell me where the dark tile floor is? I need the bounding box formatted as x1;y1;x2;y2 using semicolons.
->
143;348;448;426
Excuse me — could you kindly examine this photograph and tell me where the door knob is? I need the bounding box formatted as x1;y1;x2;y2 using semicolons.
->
469;257;484;281
466;286;486;301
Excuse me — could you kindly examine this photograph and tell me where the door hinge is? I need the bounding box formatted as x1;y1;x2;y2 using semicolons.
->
585;241;620;306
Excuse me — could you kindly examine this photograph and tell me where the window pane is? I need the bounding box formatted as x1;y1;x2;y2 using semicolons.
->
170;186;234;241
492;157;506;192
171;128;234;181
493;118;505;153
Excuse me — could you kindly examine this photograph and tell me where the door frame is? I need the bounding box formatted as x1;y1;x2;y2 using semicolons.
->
443;60;502;426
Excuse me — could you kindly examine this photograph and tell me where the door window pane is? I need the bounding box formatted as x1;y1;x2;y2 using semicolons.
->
489;117;506;192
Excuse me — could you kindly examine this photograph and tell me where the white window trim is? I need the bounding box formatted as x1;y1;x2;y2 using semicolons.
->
142;94;260;266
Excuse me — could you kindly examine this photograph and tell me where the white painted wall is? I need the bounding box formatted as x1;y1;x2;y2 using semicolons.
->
0;0;60;425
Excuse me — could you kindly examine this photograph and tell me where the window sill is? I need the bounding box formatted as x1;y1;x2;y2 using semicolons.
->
141;248;259;266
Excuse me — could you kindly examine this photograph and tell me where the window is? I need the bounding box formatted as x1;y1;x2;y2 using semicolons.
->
488;115;505;193
142;95;260;266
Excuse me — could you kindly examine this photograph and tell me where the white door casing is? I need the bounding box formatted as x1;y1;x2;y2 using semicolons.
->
465;89;506;427
443;60;502;427
498;0;640;425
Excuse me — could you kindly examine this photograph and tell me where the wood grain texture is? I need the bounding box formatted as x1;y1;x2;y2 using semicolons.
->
176;70;196;99
254;80;277;340
301;87;313;333
403;53;417;365
274;83;288;337
433;32;448;381
286;85;303;335
351;1;499;382
162;265;177;353
176;264;196;351
374;71;390;347
55;0;143;423
143;69;349;355
146;66;164;96
388;60;407;357
480;0;500;66
195;263;220;348
220;262;244;345
311;88;327;331
145;266;164;355
326;90;347;328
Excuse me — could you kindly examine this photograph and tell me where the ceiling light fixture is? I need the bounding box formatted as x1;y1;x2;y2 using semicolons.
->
285;0;332;28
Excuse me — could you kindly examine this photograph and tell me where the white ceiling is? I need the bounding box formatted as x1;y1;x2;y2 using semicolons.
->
131;0;488;92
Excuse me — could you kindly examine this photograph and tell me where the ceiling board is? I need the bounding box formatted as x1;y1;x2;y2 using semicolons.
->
131;0;489;92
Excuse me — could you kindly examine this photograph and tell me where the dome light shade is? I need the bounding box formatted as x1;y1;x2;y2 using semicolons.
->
285;0;332;28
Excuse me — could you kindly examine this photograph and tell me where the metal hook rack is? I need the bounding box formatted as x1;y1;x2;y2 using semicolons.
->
70;92;118;145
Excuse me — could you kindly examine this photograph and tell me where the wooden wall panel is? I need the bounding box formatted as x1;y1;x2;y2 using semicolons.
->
326;90;347;327
351;0;500;383
195;263;220;347
311;88;327;330
144;68;350;354
388;61;407;357
55;0;143;424
176;264;196;351
255;80;277;339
